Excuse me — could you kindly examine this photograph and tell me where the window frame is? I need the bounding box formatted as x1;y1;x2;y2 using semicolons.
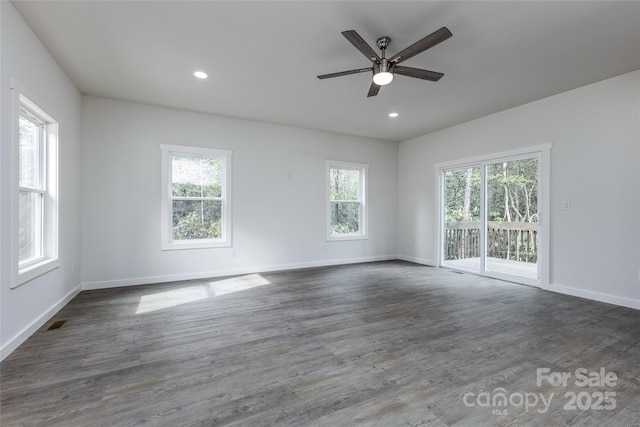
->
326;160;368;241
10;79;60;288
160;144;232;250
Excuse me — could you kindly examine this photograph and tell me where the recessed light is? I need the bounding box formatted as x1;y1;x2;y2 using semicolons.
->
388;112;399;118
194;71;208;79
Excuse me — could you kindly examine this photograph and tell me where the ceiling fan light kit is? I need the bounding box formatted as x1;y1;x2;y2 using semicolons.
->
373;70;393;86
318;27;452;97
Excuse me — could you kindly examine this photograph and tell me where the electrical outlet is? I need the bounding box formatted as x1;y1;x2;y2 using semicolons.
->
562;201;571;211
231;250;237;258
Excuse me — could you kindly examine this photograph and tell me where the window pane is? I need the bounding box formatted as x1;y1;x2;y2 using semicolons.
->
330;168;360;201
171;156;222;198
443;167;481;267
19;114;41;189
19;190;43;263
172;200;222;240
330;202;360;234
485;158;538;279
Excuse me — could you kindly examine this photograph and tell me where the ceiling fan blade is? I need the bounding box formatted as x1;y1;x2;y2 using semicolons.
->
393;66;444;81
317;67;372;79
367;81;380;97
389;27;452;65
342;30;381;64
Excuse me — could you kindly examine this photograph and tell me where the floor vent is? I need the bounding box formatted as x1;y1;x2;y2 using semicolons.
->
47;320;67;330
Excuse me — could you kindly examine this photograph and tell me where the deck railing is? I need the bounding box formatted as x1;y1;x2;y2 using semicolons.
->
445;221;537;263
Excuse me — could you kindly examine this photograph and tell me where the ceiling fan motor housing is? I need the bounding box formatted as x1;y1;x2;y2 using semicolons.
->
378;59;391;74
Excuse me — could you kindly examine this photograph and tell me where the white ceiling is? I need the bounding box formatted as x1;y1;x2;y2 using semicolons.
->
12;1;640;142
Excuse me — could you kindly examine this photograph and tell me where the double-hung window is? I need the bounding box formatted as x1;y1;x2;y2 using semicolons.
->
12;81;59;287
161;145;232;250
326;160;368;241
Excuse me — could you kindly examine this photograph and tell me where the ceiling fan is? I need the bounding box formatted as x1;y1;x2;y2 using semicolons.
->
317;27;452;97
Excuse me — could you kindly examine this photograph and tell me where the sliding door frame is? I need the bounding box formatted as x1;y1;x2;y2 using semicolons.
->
435;144;551;289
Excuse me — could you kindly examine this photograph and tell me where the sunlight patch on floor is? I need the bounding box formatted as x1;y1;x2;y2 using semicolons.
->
135;274;272;314
136;286;209;314
208;273;271;296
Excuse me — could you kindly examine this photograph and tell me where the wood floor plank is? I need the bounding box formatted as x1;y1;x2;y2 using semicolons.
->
2;261;639;426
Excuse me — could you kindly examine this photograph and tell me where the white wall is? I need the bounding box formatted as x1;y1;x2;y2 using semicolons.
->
1;1;82;359
398;70;640;309
80;97;398;288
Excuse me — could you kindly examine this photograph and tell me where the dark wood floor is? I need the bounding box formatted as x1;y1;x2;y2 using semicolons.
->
2;261;639;426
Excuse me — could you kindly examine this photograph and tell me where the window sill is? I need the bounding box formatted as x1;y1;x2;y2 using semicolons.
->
326;235;368;242
14;258;60;288
161;240;231;251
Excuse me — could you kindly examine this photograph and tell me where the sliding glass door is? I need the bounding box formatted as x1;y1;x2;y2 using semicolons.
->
441;154;541;285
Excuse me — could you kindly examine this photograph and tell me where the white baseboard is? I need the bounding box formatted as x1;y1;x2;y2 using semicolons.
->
397;254;437;266
0;285;81;362
82;255;399;290
549;283;640;310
